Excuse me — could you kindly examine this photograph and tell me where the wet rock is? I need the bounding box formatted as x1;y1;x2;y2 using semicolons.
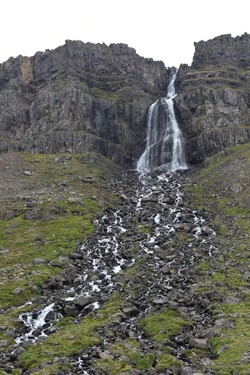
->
45;310;58;323
74;296;93;308
63;305;79;317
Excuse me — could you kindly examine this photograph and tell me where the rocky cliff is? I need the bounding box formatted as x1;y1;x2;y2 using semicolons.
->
175;33;250;164
0;34;250;168
0;41;168;167
192;33;250;69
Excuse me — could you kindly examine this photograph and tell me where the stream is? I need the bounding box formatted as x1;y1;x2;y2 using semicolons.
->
4;169;218;374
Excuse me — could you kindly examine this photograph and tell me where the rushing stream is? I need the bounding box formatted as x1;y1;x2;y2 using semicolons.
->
6;71;218;374
11;169;217;374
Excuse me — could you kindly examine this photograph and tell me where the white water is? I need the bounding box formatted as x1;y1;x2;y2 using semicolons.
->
16;303;56;344
137;69;187;172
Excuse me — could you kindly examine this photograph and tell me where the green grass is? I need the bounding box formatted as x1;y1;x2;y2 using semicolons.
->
0;152;119;300
155;353;182;372
0;152;121;372
20;293;122;370
185;142;250;374
139;309;188;343
95;338;156;374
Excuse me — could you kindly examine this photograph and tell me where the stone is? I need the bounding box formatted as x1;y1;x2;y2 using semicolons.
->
99;351;114;360
122;306;139;317
12;287;25;295
0;339;9;347
189;338;208;350
74;296;93;308
63;305;79;317
181;367;194;375
111;312;126;323
192;33;250;69
24;170;32;176
152;297;168;305
230;183;244;193
45;310;58;323
33;258;46;265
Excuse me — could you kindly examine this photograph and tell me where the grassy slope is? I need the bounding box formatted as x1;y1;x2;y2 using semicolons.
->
0;152;190;375
1;143;250;374
185;142;250;374
0;152;122;374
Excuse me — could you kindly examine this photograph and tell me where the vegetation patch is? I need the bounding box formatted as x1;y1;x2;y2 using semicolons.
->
185;142;250;374
0;152;121;367
139;309;188;343
20;294;122;370
155;353;182;372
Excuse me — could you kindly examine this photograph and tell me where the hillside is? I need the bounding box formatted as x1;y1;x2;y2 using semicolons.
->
0;143;248;374
0;33;249;375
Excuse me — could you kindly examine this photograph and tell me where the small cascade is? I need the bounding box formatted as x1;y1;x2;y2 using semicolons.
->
137;69;187;173
6;170;219;374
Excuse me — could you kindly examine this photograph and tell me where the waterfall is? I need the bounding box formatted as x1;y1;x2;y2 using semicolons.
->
137;69;187;173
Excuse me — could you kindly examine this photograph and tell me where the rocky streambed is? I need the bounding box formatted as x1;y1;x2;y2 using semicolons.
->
1;169;220;374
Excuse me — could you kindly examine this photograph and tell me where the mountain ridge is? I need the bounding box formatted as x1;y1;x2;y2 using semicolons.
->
0;33;249;167
0;33;249;375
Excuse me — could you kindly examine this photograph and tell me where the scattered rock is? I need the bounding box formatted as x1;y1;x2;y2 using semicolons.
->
189;338;208;350
33;258;46;265
24;170;32;176
12;287;25;295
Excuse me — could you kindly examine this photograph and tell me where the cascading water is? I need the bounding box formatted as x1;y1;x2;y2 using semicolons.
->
137;69;187;172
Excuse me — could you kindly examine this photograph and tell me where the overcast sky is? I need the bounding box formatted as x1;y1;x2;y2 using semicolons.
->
1;0;249;67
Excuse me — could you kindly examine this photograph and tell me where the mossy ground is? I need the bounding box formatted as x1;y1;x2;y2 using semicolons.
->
1;144;250;374
0;152;121;372
20;294;122;371
95;306;187;374
185;142;250;374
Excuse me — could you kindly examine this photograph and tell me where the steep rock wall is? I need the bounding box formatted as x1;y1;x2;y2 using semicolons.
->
192;33;250;69
0;41;169;167
1;34;250;168
175;33;250;163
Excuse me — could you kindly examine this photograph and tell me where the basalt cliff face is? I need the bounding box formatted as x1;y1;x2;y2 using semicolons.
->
0;34;250;167
0;41;168;167
175;33;250;163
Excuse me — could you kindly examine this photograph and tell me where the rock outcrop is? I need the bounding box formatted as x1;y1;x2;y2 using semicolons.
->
192;33;250;69
175;33;250;164
0;41;169;167
0;34;250;167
